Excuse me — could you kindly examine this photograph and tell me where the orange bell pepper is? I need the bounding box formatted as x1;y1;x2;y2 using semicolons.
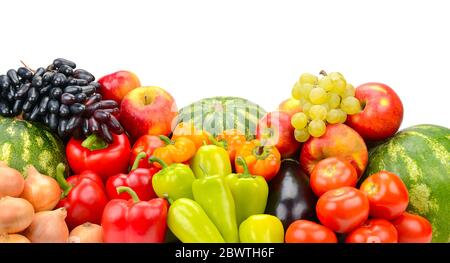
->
211;129;247;166
152;135;196;166
171;122;210;150
235;140;281;181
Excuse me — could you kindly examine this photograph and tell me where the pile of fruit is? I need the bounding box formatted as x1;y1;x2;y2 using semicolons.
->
0;59;448;243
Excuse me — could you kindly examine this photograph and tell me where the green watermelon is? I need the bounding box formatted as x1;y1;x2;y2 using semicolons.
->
177;97;266;139
0;117;67;178
364;124;450;242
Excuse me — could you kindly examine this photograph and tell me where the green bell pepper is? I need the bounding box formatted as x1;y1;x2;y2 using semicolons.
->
192;174;239;243
225;157;269;226
167;198;225;243
149;156;195;200
239;214;284;243
190;144;231;178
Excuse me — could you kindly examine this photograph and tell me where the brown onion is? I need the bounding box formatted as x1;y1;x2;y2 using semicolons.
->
69;223;103;243
0;233;31;243
0;196;34;233
24;208;69;243
20;165;61;212
0;161;25;198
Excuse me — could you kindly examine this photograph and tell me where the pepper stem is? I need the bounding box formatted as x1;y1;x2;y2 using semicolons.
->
163;193;174;205
148;156;168;169
207;134;226;148
252;145;271;160
55;163;72;198
81;134;109;151
159;135;173;145
117;186;140;203
130;152;147;171
236;157;253;178
198;164;209;177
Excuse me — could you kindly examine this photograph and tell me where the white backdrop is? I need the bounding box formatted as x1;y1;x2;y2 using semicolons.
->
1;0;449;129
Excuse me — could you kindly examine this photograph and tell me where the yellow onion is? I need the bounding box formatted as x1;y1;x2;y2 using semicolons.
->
0;161;25;198
0;233;31;243
69;223;103;243
24;208;69;243
0;196;34;233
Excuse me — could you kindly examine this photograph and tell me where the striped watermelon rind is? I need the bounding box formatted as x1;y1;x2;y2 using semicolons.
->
177;97;266;140
364;124;450;243
0;117;67;178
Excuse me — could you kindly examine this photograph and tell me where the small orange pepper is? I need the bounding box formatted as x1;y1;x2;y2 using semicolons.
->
235;140;281;181
171;122;210;150
212;129;247;166
152;135;196;166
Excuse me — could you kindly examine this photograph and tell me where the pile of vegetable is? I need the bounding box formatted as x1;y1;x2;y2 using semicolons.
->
0;59;448;243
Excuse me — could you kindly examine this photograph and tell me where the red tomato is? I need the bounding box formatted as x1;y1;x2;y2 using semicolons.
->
391;212;432;243
310;157;358;196
345;219;398;243
360;171;409;220
316;186;369;233
285;220;337;243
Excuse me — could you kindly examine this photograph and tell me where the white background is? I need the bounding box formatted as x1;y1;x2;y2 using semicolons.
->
1;0;449;129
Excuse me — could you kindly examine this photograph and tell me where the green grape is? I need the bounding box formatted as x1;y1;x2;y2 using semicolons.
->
320;103;330;111
341;83;355;98
309;87;327;104
294;128;310;142
299;73;318;85
329;72;347;95
291;82;302;99
302;102;312;116
299;83;314;99
326;109;341;124
328;72;345;80
327;93;341;109
339;110;348;123
341;96;362;115
309;105;327;120
308;119;326;137
291;112;308;129
318;76;335;91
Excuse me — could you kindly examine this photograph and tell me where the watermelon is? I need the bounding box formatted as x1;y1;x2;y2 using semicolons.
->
364;124;450;242
0;117;67;178
176;97;266;139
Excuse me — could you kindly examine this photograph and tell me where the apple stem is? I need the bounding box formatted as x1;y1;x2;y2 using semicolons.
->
319;70;327;76
144;95;148;105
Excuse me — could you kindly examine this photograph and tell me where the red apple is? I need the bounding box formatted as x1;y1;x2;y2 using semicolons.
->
278;97;302;117
346;82;403;141
256;111;301;158
98;71;141;104
120;86;178;140
300;123;368;177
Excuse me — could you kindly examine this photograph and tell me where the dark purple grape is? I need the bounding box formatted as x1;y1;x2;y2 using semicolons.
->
7;69;19;87
58;64;73;76
89;81;101;89
39;85;52;95
100;123;113;143
7;87;15;102
42;114;49;125
67;78;88;86
50;87;63;100
0;100;12;116
42;72;55;83
22;101;34;113
29;105;41;121
101;108;120;115
17;67;33;80
31;76;43;88
69;103;86;115
73;69;95;82
60;93;76;105
99;100;118;109
0;75;11;89
59;104;70;117
65;116;82;133
88;117;100;133
27;87;39;103
84;102;102;116
15;83;31;99
53;58;76;69
93;110;110;122
12;100;23;115
106;115;124;134
48;113;58;131
82;118;90;136
64;86;82;94
57;118;68;138
52;73;67;86
47;99;60;114
38;96;50;115
81;85;96;95
34;67;46;77
75;93;87;103
85;94;102;106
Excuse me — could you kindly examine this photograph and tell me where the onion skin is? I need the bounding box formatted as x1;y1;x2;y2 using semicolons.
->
20;165;61;212
69;223;103;243
24;208;69;243
0;162;25;198
0;196;34;234
0;233;31;243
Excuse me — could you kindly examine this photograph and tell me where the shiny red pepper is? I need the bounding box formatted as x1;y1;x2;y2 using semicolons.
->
55;164;109;230
130;135;165;169
66;133;131;182
102;186;168;243
106;152;159;201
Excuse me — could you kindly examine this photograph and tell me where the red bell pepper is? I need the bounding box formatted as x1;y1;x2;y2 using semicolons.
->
130;135;165;169
66;133;131;181
106;152;159;201
102;186;168;243
55;164;109;230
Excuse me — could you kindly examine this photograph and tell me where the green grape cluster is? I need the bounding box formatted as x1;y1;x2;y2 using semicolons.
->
290;71;361;142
